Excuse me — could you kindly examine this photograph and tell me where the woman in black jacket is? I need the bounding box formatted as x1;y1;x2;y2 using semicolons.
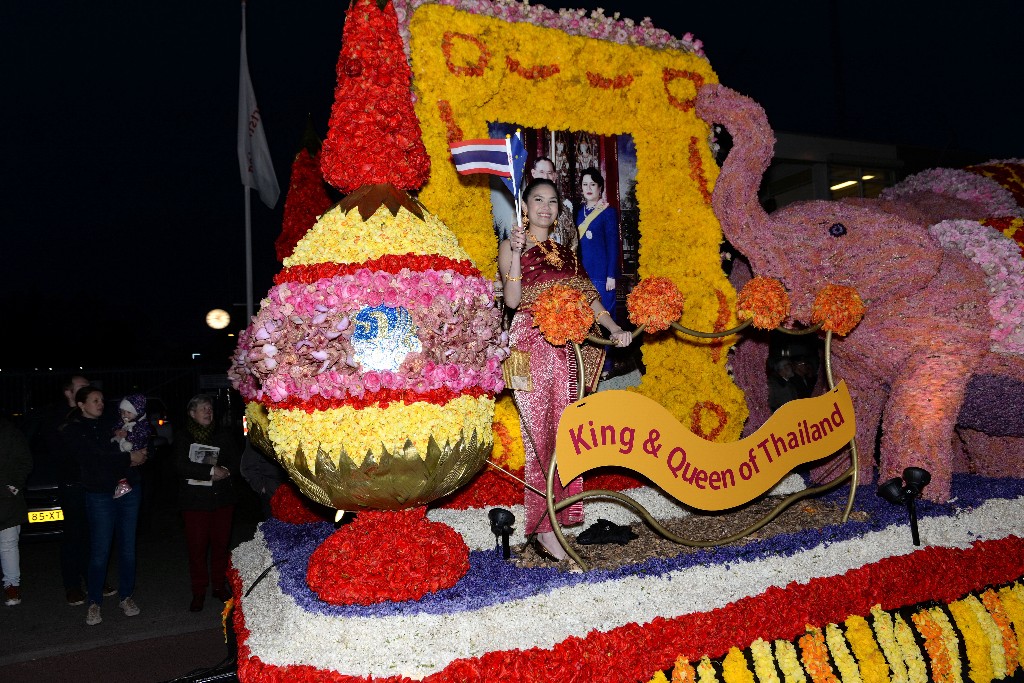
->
174;394;239;612
61;386;147;625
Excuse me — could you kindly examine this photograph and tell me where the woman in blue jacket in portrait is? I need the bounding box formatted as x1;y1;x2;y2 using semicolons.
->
574;167;619;319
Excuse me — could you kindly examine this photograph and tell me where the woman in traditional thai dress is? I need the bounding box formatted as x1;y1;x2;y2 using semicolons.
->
498;178;632;561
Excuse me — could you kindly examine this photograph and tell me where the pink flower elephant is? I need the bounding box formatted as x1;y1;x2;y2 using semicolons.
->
695;83;1024;502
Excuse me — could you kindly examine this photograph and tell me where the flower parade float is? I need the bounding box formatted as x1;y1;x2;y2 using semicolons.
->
225;2;1024;681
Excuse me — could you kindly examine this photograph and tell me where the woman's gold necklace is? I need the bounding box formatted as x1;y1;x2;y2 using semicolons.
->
527;229;564;269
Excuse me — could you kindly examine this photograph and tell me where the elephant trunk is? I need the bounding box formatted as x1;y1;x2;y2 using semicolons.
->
695;84;776;267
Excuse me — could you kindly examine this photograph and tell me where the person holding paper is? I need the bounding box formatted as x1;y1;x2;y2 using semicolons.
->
174;394;239;613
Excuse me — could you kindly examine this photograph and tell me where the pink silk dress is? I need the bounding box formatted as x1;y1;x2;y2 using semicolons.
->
509;240;603;534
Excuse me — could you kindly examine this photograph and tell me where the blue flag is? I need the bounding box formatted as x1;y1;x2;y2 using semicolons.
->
500;130;527;199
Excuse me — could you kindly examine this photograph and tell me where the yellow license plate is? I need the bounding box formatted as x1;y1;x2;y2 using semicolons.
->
28;509;64;523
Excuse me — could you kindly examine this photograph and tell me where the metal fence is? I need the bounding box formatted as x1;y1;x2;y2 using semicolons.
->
0;365;236;424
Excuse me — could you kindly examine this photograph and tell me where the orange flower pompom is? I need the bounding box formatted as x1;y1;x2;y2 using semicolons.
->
533;285;594;346
626;277;685;333
812;284;866;336
736;277;790;330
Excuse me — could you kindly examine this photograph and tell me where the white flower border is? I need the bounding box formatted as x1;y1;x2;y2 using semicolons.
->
232;493;1024;680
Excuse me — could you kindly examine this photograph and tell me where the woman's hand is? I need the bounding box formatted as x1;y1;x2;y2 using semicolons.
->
609;329;632;347
510;225;526;253
212;466;231;481
130;447;148;466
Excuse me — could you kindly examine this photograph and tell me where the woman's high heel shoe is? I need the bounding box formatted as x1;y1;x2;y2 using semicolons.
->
530;533;567;562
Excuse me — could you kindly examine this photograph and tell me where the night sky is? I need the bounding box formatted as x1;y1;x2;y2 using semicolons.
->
4;1;1022;370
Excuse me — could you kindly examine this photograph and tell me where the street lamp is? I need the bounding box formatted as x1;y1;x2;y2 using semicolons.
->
206;308;231;330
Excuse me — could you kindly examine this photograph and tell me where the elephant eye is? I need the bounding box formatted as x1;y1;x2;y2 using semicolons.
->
829;223;847;237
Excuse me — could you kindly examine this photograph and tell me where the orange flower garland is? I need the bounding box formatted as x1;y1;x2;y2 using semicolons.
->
587;71;635;89
798;626;840;683
627;277;686;333
505;56;560;80
532;285;595;346
662;68;705;112
911;609;958;683
981;589;1020;672
736;277;790;330
811;285;866;336
688;136;712;204
441;31;491;77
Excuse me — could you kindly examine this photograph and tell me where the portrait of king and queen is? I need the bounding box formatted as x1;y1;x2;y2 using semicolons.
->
489;123;640;375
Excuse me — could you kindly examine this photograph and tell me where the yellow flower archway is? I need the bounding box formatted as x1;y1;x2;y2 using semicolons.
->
408;4;747;467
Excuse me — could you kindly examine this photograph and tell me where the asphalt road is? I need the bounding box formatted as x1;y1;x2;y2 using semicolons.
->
0;471;261;682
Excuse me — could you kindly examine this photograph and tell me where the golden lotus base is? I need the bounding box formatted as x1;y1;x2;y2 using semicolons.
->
246;403;491;511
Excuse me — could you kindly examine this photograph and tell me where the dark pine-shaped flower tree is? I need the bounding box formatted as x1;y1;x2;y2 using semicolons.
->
275;126;333;261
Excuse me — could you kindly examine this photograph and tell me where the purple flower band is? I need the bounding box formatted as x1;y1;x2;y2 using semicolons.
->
258;473;1024;620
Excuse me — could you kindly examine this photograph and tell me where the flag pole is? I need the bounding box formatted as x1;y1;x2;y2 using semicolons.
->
242;0;254;324
506;135;521;230
244;185;254;322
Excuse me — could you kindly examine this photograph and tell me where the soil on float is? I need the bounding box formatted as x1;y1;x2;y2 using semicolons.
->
511;497;870;571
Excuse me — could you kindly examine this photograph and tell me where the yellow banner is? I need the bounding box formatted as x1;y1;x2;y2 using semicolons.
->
555;382;856;511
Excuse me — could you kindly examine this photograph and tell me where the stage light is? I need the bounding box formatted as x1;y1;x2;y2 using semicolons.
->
488;507;516;560
876;467;931;546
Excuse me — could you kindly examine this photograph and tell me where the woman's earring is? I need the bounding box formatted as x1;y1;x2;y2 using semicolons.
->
523;215;530;228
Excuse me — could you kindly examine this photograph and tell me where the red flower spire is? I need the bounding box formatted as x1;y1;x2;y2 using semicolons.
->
320;0;430;193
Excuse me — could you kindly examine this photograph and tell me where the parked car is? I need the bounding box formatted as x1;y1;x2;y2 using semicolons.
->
23;478;64;540
15;410;65;540
146;397;173;446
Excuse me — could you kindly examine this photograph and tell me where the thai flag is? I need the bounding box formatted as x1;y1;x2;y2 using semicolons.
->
450;131;528;228
450;139;512;177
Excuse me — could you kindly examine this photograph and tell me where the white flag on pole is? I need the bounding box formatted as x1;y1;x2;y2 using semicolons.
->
238;2;279;209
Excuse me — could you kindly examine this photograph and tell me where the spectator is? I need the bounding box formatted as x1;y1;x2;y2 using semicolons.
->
37;374;106;606
1;417;32;606
110;395;151;499
61;386;147;625
174;394;239;613
767;357;800;412
240;437;285;520
791;357;819;399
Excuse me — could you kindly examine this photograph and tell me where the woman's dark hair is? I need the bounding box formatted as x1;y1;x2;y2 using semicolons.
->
521;178;562;216
74;385;103;405
580;167;605;192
